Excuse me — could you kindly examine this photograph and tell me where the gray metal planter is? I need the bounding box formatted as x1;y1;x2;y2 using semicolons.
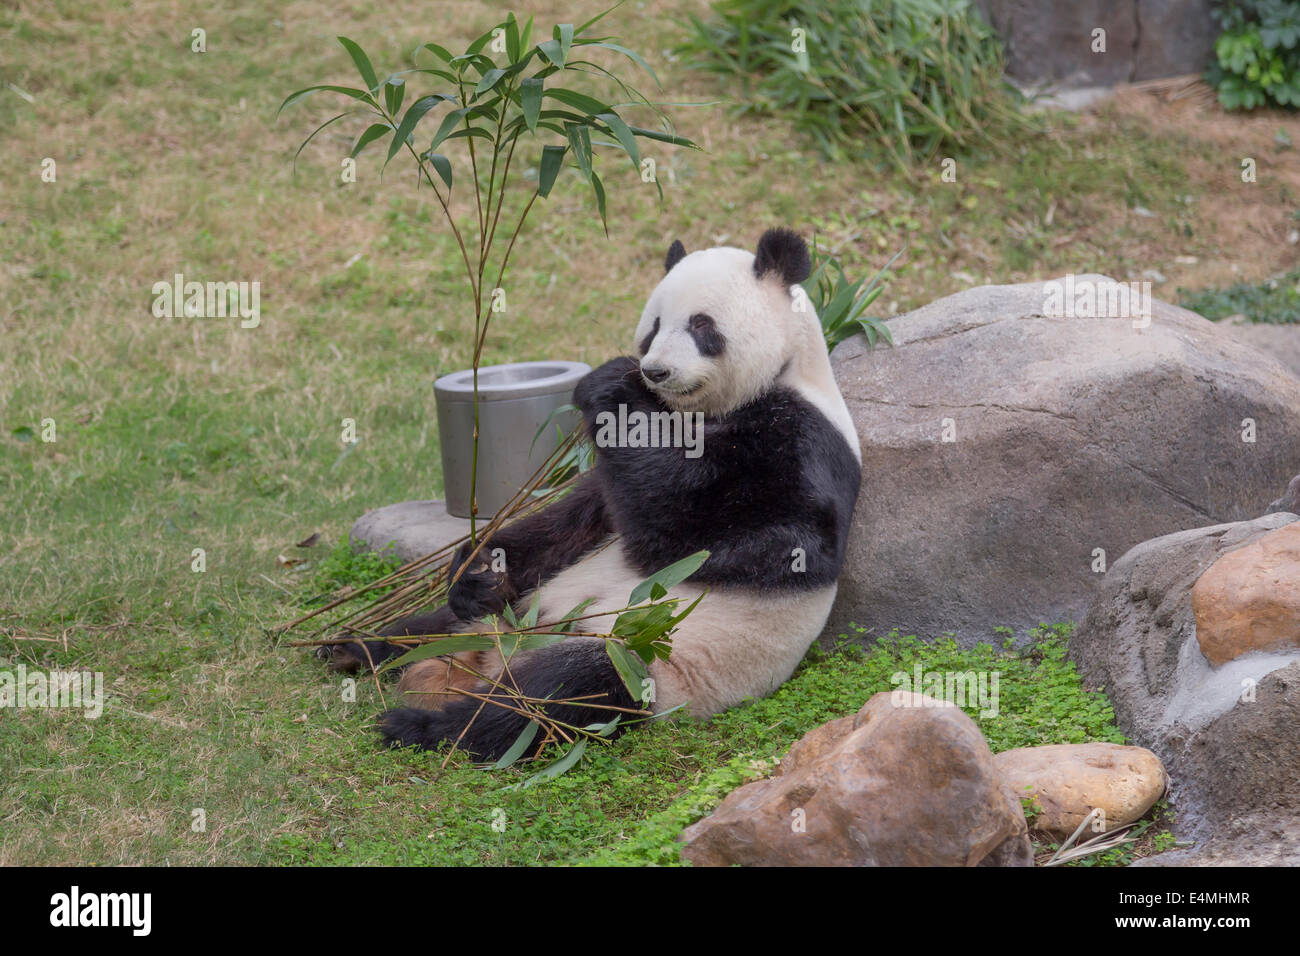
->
434;360;590;519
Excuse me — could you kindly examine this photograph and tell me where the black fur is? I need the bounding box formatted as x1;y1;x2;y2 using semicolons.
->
638;315;661;355
379;638;636;760
573;356;860;589
322;605;466;674
451;476;611;606
665;239;687;273
753;228;811;286
687;313;725;357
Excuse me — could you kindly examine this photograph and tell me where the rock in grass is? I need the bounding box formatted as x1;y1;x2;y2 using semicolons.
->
349;499;471;562
1192;522;1300;666
679;692;1032;867
994;743;1167;840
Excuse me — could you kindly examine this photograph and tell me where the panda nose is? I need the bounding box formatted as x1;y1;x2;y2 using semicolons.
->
641;365;670;384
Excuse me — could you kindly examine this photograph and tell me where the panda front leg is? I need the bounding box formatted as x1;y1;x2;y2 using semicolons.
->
442;474;611;620
378;637;636;761
322;478;609;674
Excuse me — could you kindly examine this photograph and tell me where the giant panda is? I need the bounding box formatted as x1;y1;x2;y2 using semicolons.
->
327;228;862;760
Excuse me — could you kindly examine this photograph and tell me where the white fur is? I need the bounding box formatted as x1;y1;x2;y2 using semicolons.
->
533;540;837;717
634;246;861;462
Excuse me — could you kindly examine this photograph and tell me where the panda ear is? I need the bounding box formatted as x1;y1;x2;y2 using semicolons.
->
665;239;687;274
753;228;811;286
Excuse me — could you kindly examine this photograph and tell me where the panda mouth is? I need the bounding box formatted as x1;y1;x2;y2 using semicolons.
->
656;380;704;398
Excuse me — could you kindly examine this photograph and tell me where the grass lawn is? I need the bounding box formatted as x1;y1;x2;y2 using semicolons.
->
2;0;1294;865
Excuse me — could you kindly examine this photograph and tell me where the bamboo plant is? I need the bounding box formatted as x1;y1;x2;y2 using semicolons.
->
278;6;703;773
280;3;697;542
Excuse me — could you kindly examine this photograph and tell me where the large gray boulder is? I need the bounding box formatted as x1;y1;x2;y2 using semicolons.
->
826;277;1300;646
1070;512;1300;862
1223;320;1300;381
975;1;1217;88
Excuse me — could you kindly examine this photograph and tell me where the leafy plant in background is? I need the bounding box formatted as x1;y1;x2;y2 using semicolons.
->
1209;0;1300;109
1178;267;1300;323
677;0;1029;170
281;3;696;542
807;239;900;349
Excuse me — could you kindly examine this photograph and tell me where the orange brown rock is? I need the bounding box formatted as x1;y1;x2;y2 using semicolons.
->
994;742;1167;840
1191;522;1300;666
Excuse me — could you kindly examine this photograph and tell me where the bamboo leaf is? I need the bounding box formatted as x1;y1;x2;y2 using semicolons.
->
628;550;709;605
596;110;639;169
444;127;496;143
387;94;456;162
544;87;608;115
428;107;469;151
556;23;574;65
538;39;564;67
379;634;498;673
606;640;650;701
576;0;625;37
491;719;540;769
508;738;588;790
351;122;393;158
505;13;521;63
565;122;592;182
292;111;352;169
277;84;372;115
520;77;543;132
383;77;405;116
584;714;623;738
427;152;453;189
474;67;508;97
337;36;379;92
413;41;454;64
465;28;494;57
627;125;699;148
583;40;660;85
554;597;596;633
520;590;542;629
590;168;607;234
537;143;566;197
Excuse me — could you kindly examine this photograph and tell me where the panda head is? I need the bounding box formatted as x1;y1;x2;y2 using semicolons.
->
633;228;817;417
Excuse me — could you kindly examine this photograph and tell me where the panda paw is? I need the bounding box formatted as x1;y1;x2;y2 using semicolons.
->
446;543;506;621
574;356;643;415
316;642;365;673
316;640;398;674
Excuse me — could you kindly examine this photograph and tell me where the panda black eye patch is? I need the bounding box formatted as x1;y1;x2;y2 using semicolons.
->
688;313;726;356
639;316;661;355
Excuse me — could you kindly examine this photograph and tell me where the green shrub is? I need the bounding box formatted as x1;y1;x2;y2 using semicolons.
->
1209;0;1300;109
1178;267;1300;323
677;0;1029;169
808;239;899;350
305;536;403;601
